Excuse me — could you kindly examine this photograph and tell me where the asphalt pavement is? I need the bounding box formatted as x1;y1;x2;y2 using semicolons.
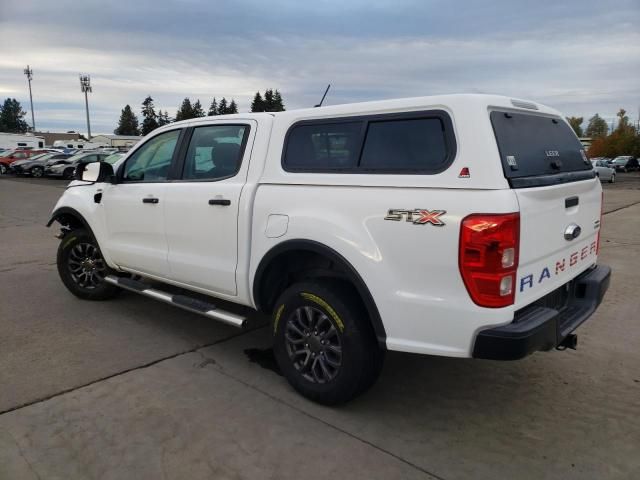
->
0;173;639;480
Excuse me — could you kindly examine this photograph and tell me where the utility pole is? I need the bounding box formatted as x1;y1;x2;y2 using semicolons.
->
79;74;92;139
23;65;35;131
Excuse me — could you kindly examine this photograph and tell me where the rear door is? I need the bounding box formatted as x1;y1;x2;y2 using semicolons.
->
164;121;255;296
490;111;602;307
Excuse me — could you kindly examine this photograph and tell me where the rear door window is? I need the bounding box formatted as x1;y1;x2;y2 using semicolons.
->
181;125;249;180
490;111;592;181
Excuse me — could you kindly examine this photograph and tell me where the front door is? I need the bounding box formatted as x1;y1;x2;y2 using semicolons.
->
102;128;182;278
164;122;254;295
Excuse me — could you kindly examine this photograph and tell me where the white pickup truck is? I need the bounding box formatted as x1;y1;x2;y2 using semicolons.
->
48;94;611;404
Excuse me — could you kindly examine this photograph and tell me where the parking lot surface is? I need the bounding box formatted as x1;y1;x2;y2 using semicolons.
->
1;174;639;480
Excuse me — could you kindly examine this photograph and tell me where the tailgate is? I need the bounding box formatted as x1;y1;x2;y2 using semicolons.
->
489;108;602;308
514;179;601;307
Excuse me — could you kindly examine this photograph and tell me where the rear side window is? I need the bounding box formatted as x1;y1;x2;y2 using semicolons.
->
359;118;448;171
490;111;592;181
283;111;455;173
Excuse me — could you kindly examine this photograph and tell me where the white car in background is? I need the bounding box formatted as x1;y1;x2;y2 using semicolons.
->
591;159;616;183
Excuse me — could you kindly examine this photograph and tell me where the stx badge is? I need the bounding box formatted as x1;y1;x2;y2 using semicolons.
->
385;209;446;226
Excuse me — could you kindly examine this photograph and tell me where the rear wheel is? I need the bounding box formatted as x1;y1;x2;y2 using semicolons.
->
0;164;7;175
609;173;615;183
272;280;384;405
31;166;44;177
57;229;119;300
63;167;75;180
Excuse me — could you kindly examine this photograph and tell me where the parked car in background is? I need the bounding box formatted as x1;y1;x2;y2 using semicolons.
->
11;153;72;177
611;156;639;172
591;159;616;183
0;149;53;175
44;151;111;179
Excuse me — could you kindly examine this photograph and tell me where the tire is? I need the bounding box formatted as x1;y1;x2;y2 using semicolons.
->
63;167;75;180
609;174;615;183
272;280;384;405
0;164;6;175
56;229;120;300
31;166;44;177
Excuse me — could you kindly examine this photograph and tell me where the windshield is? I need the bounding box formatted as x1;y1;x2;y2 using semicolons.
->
490;111;592;181
612;157;630;164
0;150;15;157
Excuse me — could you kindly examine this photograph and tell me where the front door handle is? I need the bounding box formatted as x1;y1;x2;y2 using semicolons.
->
208;198;231;206
142;197;159;204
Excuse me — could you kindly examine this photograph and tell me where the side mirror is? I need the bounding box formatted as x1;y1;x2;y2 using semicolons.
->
77;161;115;183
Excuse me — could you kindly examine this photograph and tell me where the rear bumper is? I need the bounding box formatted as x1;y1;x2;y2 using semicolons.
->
472;264;611;360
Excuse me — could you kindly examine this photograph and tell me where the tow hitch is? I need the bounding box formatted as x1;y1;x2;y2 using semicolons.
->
556;333;578;351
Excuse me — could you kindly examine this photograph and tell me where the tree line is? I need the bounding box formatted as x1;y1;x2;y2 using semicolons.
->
115;89;286;136
566;109;640;158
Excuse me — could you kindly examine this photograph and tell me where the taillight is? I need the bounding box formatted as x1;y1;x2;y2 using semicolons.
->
459;213;520;308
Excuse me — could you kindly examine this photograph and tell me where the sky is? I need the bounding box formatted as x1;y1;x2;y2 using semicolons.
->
0;0;638;135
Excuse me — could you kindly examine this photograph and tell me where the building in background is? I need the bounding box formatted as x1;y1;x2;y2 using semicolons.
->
90;134;142;150
33;131;81;147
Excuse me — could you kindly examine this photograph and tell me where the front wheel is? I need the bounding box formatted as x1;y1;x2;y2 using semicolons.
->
609;174;615;183
57;229;120;300
272;280;384;405
62;167;75;180
31;166;44;177
0;164;7;175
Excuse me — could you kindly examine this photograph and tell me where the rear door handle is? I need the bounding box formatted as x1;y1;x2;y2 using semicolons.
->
142;197;159;204
208;199;231;206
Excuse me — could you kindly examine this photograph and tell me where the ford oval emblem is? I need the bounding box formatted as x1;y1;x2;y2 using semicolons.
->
564;224;582;241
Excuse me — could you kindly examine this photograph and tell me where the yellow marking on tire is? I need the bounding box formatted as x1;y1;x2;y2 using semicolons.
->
274;304;285;333
62;235;77;249
300;293;345;332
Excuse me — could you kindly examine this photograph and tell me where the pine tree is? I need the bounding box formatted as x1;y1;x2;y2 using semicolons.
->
114;105;140;135
272;90;285;111
585;114;609;138
264;89;275;111
157;110;172;126
0;98;29;133
175;98;193;121
192;99;205;118
228;99;238;114
218;98;228;115
140;96;159;135
250;92;265;112
208;98;218;116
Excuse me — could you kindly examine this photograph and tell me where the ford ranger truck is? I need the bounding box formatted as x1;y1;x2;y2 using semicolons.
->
47;94;611;405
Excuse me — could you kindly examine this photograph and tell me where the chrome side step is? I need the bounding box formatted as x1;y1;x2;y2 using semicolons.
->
105;275;247;328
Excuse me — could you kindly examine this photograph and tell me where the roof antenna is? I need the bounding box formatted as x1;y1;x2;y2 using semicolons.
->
314;84;331;107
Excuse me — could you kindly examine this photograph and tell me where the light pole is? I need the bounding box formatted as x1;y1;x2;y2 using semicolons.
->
23;65;35;131
79;74;92;139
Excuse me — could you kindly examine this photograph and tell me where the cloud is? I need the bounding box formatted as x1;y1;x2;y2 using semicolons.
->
0;0;638;133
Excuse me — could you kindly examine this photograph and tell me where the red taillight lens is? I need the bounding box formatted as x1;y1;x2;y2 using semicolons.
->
459;213;520;308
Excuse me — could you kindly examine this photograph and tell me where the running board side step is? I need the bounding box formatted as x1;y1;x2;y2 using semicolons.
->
105;275;247;328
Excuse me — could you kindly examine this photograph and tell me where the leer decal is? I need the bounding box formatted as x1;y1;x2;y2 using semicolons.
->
385;209;446;226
